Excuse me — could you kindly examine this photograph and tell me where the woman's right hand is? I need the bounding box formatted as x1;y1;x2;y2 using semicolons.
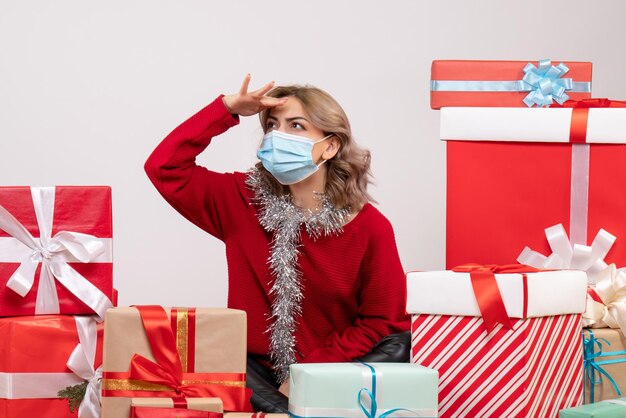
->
222;74;288;116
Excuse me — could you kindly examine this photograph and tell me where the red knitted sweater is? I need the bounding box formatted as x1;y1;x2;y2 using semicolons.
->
144;96;409;364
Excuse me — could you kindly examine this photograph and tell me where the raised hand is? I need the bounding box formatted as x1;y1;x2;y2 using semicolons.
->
222;74;288;116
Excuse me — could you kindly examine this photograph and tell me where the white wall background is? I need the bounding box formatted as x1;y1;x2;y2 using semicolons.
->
1;0;625;307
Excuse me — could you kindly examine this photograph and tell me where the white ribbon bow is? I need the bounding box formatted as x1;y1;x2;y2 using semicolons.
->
0;187;112;320
66;316;103;418
582;264;626;337
517;223;616;284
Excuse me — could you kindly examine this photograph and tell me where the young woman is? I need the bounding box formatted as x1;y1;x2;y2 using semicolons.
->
145;75;410;412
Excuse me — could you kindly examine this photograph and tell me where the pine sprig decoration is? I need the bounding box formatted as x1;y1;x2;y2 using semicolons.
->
58;381;88;413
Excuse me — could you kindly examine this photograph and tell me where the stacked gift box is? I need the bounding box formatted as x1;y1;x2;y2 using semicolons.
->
101;305;252;417
407;266;588;417
421;58;626;417
0;186;114;417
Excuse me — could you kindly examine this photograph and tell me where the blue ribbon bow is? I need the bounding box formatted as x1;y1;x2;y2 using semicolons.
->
518;59;573;107
583;329;626;403
357;362;424;418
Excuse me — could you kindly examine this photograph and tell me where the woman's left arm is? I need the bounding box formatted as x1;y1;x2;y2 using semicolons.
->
300;216;410;363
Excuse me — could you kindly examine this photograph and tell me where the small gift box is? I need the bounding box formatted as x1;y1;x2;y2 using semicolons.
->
441;100;626;275
407;265;588;417
0;186;114;319
101;306;252;417
0;315;103;418
288;362;438;418
130;397;223;418
559;398;626;417
224;414;289;418
430;59;592;109
583;329;626;404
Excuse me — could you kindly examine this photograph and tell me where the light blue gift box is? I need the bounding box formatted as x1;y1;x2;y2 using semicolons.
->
558;397;626;417
288;362;438;418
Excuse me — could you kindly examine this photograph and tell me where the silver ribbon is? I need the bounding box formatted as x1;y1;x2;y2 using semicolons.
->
570;143;590;246
0;316;102;418
0;187;112;320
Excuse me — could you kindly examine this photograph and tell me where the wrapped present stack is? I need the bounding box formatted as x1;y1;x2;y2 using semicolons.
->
0;186;257;417
416;58;626;416
0;186;114;417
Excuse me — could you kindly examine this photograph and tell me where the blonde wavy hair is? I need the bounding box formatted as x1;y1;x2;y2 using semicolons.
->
256;85;374;211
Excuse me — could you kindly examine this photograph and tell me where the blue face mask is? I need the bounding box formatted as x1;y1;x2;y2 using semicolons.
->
257;130;332;185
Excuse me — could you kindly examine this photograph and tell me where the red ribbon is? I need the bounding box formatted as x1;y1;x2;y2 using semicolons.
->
103;305;253;412
451;264;541;332
555;98;626;144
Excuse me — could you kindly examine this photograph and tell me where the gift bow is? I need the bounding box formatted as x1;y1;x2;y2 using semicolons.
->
452;264;541;332
356;362;426;418
126;306;253;411
583;329;625;403
0;187;113;320
66;316;103;418
519;59;573;107
557;98;626;108
130;306;200;397
583;264;626;337
518;224;615;284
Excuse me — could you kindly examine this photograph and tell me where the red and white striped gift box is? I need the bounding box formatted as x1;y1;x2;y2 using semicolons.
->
407;267;588;418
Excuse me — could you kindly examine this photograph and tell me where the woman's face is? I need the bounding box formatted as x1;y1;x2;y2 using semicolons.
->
265;96;338;163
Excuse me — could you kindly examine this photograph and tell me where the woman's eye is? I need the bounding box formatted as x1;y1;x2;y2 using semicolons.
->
266;122;277;130
291;122;304;130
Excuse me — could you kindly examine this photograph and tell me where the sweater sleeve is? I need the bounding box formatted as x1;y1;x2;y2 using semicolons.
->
144;95;246;241
300;215;411;363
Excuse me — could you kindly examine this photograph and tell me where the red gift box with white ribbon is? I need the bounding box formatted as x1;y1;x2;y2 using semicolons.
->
0;315;103;418
442;100;626;279
0;186;114;319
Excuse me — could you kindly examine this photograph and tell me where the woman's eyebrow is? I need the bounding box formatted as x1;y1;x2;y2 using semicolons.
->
267;115;309;122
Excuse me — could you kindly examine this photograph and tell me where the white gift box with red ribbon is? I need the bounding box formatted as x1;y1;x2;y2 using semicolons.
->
407;268;587;417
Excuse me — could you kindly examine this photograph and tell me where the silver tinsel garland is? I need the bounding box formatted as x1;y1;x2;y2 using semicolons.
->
246;168;349;383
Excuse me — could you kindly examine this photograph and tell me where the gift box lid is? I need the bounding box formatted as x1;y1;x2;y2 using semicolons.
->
558;397;626;417
130;397;223;412
430;59;592;109
406;269;587;317
440;106;626;144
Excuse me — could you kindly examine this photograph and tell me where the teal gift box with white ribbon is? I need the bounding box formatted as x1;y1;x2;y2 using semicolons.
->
288;362;438;418
559;397;626;417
